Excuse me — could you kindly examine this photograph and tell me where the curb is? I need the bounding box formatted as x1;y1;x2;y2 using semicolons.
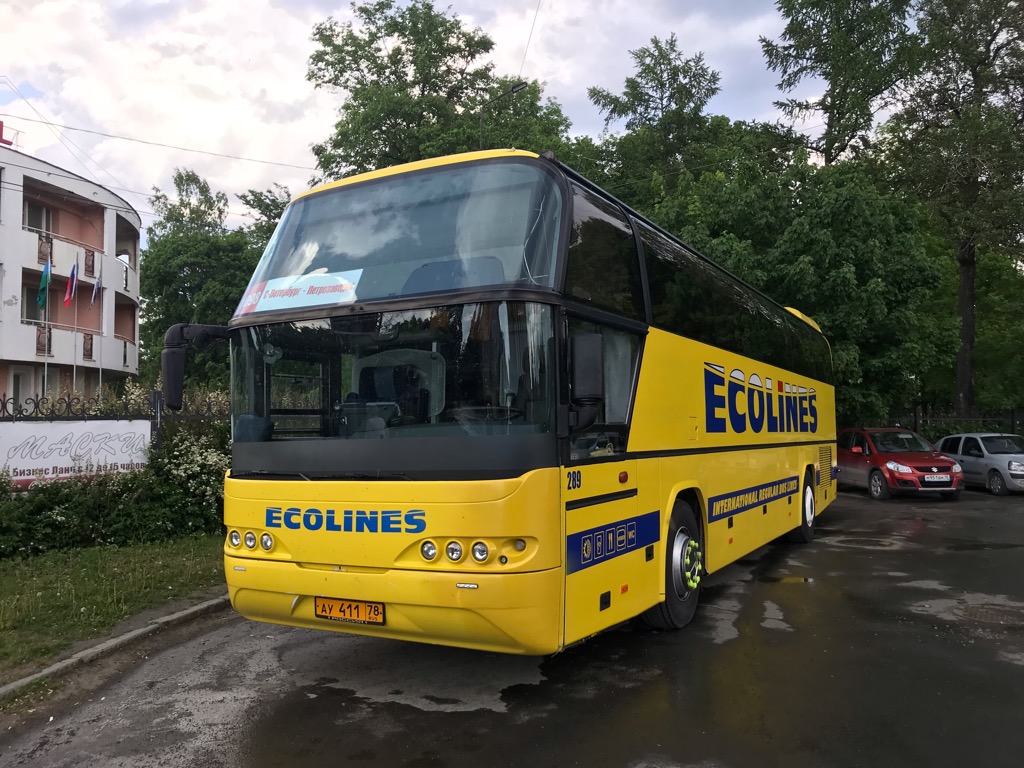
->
0;595;231;702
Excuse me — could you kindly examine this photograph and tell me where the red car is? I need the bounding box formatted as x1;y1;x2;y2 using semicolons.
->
837;427;964;500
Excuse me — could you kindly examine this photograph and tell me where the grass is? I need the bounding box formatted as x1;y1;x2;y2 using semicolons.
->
0;534;225;685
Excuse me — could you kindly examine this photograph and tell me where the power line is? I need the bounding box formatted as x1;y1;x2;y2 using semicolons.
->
0;111;317;170
519;0;543;78
1;77;152;212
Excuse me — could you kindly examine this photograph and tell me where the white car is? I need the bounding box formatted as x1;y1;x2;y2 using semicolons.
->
935;433;1024;495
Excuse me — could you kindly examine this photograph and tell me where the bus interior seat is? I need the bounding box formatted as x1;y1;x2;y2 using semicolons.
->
402;256;505;295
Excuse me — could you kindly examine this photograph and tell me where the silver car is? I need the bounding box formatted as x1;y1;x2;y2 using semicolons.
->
935;433;1024;495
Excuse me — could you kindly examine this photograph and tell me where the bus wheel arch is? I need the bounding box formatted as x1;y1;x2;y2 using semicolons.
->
642;492;703;630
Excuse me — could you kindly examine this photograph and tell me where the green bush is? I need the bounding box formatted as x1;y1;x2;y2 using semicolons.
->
0;424;229;560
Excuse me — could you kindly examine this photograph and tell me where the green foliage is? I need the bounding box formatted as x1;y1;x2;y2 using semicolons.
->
238;183;291;253
761;0;918;163
307;0;569;178
0;423;229;560
650;142;955;425
972;254;1024;410
879;0;1024;411
139;169;261;388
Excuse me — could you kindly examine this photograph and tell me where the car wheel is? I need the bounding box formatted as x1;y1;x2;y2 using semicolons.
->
988;470;1009;496
788;471;816;543
941;490;961;501
642;500;702;630
869;470;891;500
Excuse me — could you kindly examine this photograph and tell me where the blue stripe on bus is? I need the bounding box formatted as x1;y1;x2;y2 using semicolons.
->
566;511;661;575
707;476;800;523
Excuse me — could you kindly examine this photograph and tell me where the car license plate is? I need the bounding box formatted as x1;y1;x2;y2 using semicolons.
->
925;473;950;482
314;596;385;625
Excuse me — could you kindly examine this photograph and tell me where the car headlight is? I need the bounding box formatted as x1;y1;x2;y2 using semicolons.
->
952;463;962;473
886;461;913;474
1009;460;1024;473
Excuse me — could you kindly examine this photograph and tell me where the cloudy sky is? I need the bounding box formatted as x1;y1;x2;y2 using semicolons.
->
0;0;808;234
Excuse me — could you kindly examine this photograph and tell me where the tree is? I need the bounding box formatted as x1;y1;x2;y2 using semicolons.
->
761;0;918;163
882;0;1024;413
587;35;722;215
238;183;291;253
307;0;569;178
650;139;954;425
139;170;260;388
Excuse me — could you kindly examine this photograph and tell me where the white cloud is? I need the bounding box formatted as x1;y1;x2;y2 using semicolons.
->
0;0;796;233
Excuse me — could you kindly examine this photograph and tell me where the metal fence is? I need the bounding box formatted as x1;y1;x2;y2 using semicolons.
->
0;392;231;448
890;409;1021;440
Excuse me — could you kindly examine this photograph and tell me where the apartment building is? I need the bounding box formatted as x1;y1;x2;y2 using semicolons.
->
0;145;141;408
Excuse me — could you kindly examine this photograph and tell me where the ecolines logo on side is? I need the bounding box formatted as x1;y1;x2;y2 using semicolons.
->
265;507;427;534
704;363;818;435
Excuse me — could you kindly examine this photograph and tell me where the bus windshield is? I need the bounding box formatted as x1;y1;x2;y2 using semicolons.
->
229;301;556;479
234;160;563;318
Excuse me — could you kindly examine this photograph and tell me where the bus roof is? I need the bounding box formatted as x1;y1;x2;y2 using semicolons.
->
295;149;541;202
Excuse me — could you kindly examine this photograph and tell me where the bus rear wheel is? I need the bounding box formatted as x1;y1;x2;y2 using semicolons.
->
788;472;816;543
642;500;702;630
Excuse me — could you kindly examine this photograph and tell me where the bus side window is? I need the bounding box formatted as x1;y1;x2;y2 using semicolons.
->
564;184;644;321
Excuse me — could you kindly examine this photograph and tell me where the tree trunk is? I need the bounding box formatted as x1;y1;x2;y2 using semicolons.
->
954;237;976;416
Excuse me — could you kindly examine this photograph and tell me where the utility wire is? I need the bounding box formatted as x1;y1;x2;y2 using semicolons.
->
0;111;317;170
519;0;543;78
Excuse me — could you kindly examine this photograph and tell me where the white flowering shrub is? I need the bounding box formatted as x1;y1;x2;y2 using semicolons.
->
147;430;230;531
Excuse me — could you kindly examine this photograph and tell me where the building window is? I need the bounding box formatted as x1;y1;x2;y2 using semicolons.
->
21;284;43;322
24;200;52;234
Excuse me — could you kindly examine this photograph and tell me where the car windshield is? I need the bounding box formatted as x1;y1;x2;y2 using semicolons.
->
868;431;934;453
981;434;1024;454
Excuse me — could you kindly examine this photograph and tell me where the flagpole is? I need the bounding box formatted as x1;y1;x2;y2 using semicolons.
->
43;258;49;399
73;255;79;393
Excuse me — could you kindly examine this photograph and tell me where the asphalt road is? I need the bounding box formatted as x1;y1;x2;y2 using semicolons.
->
2;488;1023;768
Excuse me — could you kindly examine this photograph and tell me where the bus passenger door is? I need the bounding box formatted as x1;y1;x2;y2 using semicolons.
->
564;455;650;646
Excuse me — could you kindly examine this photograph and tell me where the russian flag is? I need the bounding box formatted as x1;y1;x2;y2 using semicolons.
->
64;262;78;307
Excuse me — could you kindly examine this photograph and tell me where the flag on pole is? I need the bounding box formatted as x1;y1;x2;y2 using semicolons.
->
90;272;102;308
64;262;78;307
37;258;51;307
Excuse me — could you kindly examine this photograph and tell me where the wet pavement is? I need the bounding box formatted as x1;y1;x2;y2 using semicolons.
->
2;488;1023;767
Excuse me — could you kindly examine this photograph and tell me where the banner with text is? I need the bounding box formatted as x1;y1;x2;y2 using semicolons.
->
1;420;151;490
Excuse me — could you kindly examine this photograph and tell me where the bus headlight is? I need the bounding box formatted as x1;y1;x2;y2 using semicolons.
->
446;541;464;562
421;541;438;561
228;530;241;548
260;533;274;551
471;542;489;562
244;531;257;549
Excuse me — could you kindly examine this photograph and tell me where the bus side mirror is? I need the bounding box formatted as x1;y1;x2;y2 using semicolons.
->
162;346;186;411
161;323;231;411
570;333;603;431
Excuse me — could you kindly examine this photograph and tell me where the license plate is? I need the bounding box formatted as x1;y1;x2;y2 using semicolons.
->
925;474;950;482
314;596;385;625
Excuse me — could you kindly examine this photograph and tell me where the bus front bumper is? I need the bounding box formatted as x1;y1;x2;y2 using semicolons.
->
225;554;564;655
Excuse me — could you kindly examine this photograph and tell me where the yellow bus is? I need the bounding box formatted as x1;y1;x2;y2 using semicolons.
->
163;149;836;655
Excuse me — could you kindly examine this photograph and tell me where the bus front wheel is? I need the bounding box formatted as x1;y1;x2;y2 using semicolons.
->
642;500;702;630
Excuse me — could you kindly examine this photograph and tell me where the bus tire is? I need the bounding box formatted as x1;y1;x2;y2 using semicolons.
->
642;500;703;630
788;471;816;544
